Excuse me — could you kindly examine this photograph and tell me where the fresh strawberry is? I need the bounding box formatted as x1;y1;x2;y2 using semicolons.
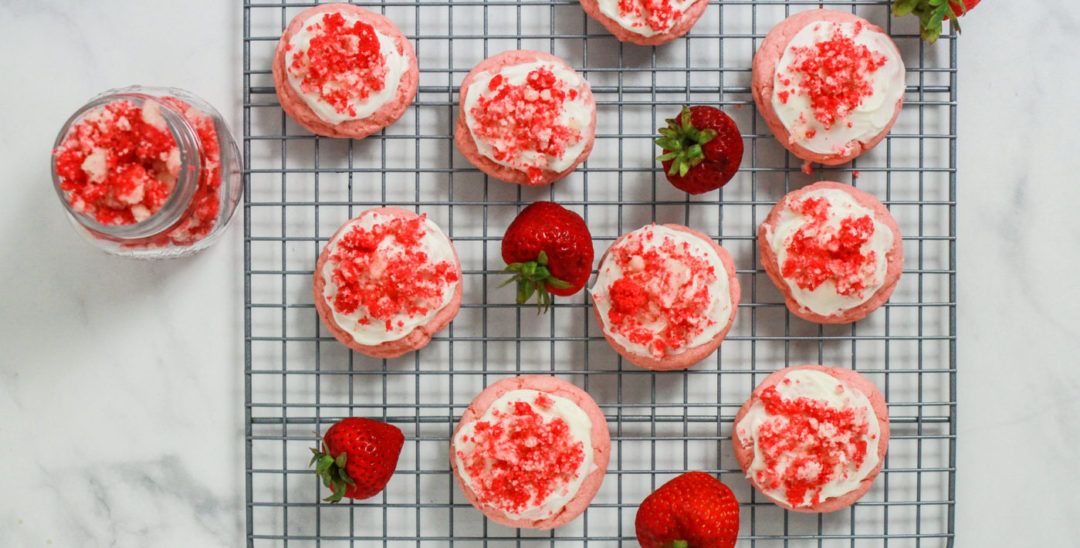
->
310;417;404;502
636;471;740;548
657;106;743;195
893;0;980;43
501;201;594;312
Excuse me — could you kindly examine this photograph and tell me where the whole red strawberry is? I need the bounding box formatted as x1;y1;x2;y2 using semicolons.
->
310;417;404;502
636;472;740;548
657;106;743;195
893;0;980;43
501;201;594;312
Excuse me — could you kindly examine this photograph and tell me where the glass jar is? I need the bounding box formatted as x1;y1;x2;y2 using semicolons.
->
51;86;242;258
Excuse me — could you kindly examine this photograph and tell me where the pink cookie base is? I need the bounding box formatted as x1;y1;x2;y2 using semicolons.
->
313;207;463;359
592;224;741;371
751;9;903;165
454;50;597;186
450;375;611;530
758;181;903;324
732;364;890;513
273;4;419;139
579;0;710;45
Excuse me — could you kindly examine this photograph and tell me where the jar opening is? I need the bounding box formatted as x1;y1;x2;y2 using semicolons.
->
51;93;202;241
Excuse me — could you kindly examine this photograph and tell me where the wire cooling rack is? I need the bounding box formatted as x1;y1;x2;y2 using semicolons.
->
244;0;956;545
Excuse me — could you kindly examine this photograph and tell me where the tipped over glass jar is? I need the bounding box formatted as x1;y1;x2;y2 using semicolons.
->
51;86;242;258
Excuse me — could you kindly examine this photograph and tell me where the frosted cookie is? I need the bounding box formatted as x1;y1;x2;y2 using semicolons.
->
580;0;709;45
759;182;903;324
590;224;740;371
733;365;890;513
451;375;611;529
273;3;419;139
313;208;462;358
752;9;905;165
455;50;596;186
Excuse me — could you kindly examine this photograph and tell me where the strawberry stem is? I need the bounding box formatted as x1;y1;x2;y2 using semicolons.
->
500;250;571;314
655;106;717;178
892;0;968;43
309;441;355;503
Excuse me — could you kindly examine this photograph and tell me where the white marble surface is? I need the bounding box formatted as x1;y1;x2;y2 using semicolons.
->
0;1;1078;547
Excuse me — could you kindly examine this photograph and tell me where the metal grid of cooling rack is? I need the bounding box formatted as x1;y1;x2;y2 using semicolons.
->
244;0;956;545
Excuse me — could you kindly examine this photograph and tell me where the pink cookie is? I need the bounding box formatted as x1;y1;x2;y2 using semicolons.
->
451;375;611;530
273;3;419;139
732;365;890;513
758;181;903;324
591;224;740;371
751;9;904;165
454;50;597;186
579;0;710;46
313;207;462;358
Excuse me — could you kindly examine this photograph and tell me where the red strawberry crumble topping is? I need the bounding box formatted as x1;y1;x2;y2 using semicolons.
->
54;100;177;226
616;0;683;32
457;395;586;515
603;228;720;358
752;378;873;507
288;12;389;117
53;97;222;246
776;22;888;129
469;66;582;184
781;196;879;297
156;97;223;245
328;214;459;331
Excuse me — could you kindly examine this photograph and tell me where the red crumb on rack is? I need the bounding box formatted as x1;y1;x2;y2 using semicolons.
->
288;12;388;117
329;214;459;330
775;23;887;129
801;162;815;175
54;100;180;226
469;66;581;184
616;0;682;32
753;376;871;507
781;196;877;297
852;170;860;179
604;228;718;358
457;398;585;514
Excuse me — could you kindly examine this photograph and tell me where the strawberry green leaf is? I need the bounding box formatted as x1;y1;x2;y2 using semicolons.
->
310;438;359;504
547;278;572;290
655;138;680;150
502;250;575;314
894;0;972;43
